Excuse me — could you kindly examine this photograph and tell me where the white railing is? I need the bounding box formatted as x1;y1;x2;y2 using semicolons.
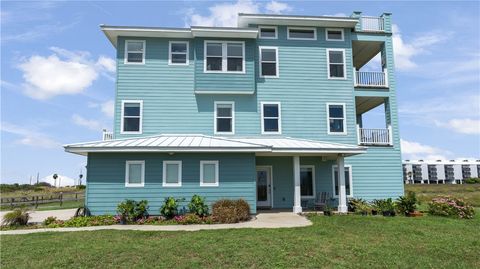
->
354;70;388;87
361;16;385;32
357;125;392;145
102;129;113;141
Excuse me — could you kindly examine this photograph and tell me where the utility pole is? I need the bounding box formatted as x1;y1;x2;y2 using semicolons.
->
36;172;39;185
29;176;32;185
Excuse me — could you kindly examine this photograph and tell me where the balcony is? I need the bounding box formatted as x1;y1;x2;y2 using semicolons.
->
357;125;392;146
354;70;388;88
360;16;385;32
102;129;113;141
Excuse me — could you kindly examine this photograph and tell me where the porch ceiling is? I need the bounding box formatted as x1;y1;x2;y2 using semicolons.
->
356;96;386;115
352;40;383;69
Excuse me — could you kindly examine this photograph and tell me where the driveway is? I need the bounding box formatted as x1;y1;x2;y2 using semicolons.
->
0;208;76;224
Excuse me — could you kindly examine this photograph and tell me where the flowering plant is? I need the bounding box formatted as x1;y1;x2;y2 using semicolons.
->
428;196;475;219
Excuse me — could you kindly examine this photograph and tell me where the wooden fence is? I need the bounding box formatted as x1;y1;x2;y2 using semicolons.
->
0;192;84;209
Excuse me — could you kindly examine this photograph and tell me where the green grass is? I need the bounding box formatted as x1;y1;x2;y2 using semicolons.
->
405;183;480;207
2;214;480;268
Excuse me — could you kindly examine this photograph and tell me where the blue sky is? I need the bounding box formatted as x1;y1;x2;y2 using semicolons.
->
1;0;479;183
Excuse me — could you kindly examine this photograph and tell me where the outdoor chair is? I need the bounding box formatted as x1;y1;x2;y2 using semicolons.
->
314;192;330;211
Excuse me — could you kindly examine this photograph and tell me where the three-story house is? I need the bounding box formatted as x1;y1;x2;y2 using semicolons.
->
65;12;403;215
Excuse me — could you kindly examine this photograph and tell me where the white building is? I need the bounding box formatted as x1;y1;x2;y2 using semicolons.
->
402;160;480;184
40;174;76;187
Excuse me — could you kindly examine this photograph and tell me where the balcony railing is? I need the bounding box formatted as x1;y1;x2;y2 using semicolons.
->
361;16;385;32
354;70;388;88
357;125;392;146
102;129;113;141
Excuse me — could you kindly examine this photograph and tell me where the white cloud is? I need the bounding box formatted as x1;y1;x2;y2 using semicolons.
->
185;0;292;27
265;1;292;14
101;100;115;118
72;114;105;131
392;25;450;71
401;139;451;161
435;119;480;135
17;47;115;100
0;122;61;149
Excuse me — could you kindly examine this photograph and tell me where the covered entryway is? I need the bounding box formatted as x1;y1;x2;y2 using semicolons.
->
256;166;272;208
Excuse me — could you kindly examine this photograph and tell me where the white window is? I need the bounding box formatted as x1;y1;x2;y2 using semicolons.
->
327;103;346;135
327;49;346;79
287;27;316;40
163;161;182;187
214;101;234;134
301;165;315;199
121;100;143;134
259;47;278;78
261;102;281;134
200;161;219;187
205;41;244;73
332;165;353;197
326;28;344;41
124;40;145;64
125;161;145;187
169;41;189;65
259;26;277;39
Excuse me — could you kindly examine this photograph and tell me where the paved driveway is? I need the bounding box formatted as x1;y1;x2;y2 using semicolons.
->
0;208;76;223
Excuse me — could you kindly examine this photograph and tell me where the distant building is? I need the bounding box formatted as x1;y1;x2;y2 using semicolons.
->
402;160;480;184
40;174;76;187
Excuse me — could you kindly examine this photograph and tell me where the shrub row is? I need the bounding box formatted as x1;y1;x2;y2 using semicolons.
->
465;178;480;184
348;191;419;216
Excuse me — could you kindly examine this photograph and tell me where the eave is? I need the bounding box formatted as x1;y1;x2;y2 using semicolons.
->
237;13;359;28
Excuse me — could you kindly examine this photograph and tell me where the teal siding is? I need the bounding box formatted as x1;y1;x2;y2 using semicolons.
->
86;153;256;215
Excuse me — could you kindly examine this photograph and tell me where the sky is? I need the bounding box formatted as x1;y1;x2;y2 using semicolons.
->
1;0;479;184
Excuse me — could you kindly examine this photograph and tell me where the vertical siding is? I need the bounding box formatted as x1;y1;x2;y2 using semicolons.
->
86;152;257;215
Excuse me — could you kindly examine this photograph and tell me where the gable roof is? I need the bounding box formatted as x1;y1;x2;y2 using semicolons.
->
64;134;366;156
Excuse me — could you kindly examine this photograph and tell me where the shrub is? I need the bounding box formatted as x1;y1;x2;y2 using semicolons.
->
188;195;209;217
51;215;118;228
76;185;86;190
2;208;29;226
212;199;250;223
372;198;396;215
43;216;58;226
428;196;475;219
160;197;182;219
116;199;149;222
396;191;418;215
348;198;367;212
465;178;480;184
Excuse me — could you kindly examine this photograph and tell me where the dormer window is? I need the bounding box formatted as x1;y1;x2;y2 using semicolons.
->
125;40;145;64
326;29;344;41
287;27;316;40
259;26;277;39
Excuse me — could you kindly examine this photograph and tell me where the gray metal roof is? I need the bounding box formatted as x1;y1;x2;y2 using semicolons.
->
65;134;366;156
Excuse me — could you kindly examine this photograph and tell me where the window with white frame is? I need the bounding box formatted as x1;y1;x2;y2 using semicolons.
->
163;161;182;187
125;40;145;64
121;100;142;134
200;161;219;186
301;166;315;198
259;47;278;77
205;41;244;72
326;29;344;41
288;27;316;40
332;165;352;197
327;103;346;134
125;161;145;187
261;102;281;134
259;26;277;39
327;49;346;79
214;102;234;134
169;41;188;65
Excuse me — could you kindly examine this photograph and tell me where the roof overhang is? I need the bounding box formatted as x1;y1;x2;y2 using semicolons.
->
191;26;258;38
238;13;359;28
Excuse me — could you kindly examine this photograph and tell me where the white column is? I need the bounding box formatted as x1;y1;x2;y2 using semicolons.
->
293;156;302;213
337;155;348;213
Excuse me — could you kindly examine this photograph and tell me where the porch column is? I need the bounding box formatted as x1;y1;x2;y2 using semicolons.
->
337;155;348;213
293;156;302;213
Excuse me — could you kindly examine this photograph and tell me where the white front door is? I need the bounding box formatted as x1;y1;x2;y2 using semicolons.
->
256;166;272;208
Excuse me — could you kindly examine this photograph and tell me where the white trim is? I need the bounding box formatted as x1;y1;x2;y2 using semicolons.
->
287;27;317;40
214;101;235;135
124;40;145;64
300;165;316;199
325;28;345;41
120;100;143;134
332;164;353;197
194;90;255;95
256;165;273;207
326;48;347;80
260;102;282;134
258;26;278;39
162;160;182;187
200;160;219;187
326;102;347;135
125;160;145;187
259;46;279;78
204;40;245;74
168;41;189;66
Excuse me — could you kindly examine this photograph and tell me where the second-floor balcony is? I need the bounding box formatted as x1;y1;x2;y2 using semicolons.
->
357;125;392;146
354;69;388;88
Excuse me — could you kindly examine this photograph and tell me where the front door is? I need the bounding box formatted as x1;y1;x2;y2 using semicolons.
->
256;166;272;208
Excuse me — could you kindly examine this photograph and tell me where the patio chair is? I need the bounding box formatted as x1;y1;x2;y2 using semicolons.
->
314;192;330;211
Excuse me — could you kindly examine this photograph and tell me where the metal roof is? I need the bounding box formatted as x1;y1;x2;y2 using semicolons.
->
65;134;366;156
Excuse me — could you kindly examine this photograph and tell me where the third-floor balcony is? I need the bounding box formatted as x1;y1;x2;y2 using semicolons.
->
354;69;388;88
357;125;393;146
360;16;385;32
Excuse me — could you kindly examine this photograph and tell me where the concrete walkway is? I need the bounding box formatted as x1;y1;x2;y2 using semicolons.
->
1;211;311;235
0;208;77;224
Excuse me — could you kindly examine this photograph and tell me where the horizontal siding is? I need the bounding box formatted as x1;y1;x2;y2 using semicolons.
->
86;152;256;215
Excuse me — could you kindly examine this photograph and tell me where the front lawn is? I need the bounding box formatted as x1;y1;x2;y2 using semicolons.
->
2;214;479;268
